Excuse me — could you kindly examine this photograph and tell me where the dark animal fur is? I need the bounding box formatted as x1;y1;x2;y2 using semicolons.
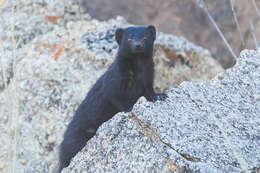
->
58;25;167;172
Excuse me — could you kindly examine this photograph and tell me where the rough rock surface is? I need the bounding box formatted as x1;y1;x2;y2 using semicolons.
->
0;0;90;92
0;1;224;172
63;49;260;173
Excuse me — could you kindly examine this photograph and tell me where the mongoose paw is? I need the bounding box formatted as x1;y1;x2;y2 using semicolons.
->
150;93;168;102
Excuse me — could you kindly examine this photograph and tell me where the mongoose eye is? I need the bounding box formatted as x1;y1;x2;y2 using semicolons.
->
128;38;132;43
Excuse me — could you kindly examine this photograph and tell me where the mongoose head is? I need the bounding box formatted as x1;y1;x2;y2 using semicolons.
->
115;25;156;58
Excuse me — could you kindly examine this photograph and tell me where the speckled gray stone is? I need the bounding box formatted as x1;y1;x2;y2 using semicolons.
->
0;1;225;172
63;49;260;173
0;0;91;92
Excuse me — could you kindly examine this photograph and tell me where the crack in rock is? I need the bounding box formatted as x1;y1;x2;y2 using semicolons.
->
129;111;201;163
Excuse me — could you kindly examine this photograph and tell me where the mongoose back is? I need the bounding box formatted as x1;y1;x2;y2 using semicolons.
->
58;25;167;172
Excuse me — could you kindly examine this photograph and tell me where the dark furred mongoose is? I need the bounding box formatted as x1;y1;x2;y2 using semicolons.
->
58;25;167;172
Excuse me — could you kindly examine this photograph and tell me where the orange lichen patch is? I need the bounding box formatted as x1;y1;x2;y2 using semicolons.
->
37;42;59;52
155;44;177;61
54;47;63;61
155;43;191;68
166;157;179;172
20;160;27;166
37;40;69;61
45;15;63;24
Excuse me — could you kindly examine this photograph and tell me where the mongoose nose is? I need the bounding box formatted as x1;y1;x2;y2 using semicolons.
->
132;41;144;52
136;44;142;49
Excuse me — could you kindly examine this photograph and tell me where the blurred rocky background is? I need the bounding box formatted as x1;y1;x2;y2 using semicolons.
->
81;0;260;69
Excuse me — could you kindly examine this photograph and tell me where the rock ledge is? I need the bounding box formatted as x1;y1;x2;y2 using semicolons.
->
63;49;260;173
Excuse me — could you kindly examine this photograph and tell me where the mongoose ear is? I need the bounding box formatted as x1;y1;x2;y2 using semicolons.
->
147;25;156;41
115;28;124;45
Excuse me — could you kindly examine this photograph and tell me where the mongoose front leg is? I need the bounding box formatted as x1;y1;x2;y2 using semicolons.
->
109;96;133;112
144;86;168;102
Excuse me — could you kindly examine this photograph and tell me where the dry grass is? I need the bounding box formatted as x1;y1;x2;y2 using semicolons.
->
11;1;20;172
0;40;13;173
249;19;259;49
197;0;237;60
230;0;245;48
252;0;260;21
0;0;21;172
